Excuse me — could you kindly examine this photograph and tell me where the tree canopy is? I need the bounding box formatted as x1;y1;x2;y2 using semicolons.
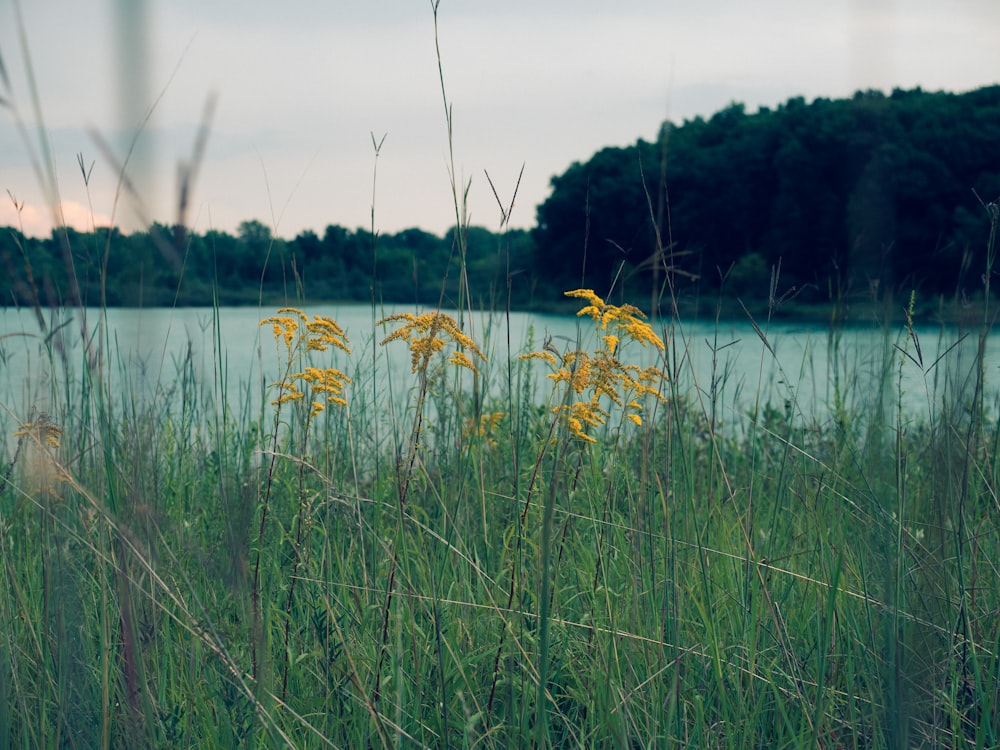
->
533;85;1000;310
0;220;536;310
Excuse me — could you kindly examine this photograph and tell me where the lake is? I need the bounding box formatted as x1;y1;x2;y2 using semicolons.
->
1;304;998;440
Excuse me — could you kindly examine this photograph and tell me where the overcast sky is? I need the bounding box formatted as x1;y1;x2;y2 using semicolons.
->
2;0;999;239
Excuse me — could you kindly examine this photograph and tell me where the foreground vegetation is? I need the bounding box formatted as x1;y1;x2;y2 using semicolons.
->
2;273;1000;747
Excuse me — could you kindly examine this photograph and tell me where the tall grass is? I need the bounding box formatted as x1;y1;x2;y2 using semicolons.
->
3;4;1000;748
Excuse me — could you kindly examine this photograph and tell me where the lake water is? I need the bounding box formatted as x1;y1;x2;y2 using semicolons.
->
1;304;998;441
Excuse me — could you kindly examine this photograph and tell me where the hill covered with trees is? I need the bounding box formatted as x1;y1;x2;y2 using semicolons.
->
535;85;1000;314
3;85;999;316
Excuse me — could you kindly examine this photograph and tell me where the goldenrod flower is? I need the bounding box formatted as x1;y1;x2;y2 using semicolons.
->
565;288;605;315
261;314;300;349
260;308;353;411
520;290;667;442
548;351;592;395
448;351;477;371
261;308;351;355
304;316;351;353
379;311;485;374
269;382;305;407
566;416;594;442
297;366;351;408
520;349;560;368
14;416;62;448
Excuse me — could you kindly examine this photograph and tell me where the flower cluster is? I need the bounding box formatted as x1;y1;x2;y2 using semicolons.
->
13;414;62;449
569;288;666;353
260;308;352;416
261;308;351;355
379;311;485;375
522;289;666;443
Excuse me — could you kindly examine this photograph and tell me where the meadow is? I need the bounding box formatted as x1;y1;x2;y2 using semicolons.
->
4;5;1000;748
4;262;1000;749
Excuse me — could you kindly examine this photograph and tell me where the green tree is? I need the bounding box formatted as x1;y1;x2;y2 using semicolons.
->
532;84;1000;308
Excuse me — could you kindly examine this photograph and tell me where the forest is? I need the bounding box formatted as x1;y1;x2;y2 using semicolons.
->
534;84;1000;314
3;85;1000;316
0;220;536;310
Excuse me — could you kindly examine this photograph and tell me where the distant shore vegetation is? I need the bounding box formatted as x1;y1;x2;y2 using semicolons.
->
3;85;1000;321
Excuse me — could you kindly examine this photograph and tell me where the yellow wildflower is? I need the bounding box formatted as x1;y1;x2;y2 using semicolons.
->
448;350;479;373
548;351;592;395
520;350;560;368
556;399;608;443
620;316;665;350
565;288;605;310
260;308;352;355
565;291;665;351
260;308;353;410
304;316;351;353
260;314;300;349
14;416;62;448
520;290;667;442
269;382;305;407
566;416;594;443
297;366;352;407
379;311;485;374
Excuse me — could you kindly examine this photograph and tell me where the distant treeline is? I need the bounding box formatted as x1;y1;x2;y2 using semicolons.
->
3;85;999;313
0;221;537;309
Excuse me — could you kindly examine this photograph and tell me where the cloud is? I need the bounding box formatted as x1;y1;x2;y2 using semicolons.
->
0;198;113;237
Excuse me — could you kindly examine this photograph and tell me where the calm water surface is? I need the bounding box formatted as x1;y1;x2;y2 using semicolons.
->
1;305;998;436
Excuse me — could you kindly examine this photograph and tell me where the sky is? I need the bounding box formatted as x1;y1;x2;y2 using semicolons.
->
1;0;999;240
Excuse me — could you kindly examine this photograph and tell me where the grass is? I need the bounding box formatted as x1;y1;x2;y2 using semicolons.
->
3;2;1000;747
3;270;999;749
